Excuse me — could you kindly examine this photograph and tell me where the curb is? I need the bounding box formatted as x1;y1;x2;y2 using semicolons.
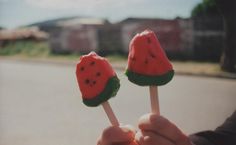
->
1;57;236;80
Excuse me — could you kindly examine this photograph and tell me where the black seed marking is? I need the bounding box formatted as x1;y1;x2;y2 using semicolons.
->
90;61;95;66
131;57;136;61
96;72;101;77
150;53;156;58
92;81;96;84
144;59;148;64
80;67;85;71
85;79;90;84
147;37;151;44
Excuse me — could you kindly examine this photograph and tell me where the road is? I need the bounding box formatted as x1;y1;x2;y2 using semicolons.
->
0;60;236;145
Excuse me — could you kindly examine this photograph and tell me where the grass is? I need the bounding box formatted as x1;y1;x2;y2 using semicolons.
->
0;40;50;57
172;61;220;75
0;40;84;60
105;54;126;62
0;40;126;62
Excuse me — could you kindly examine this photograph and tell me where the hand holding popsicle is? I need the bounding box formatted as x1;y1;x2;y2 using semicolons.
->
97;125;138;145
136;114;192;145
97;115;192;145
76;52;139;145
76;30;174;145
125;29;174;114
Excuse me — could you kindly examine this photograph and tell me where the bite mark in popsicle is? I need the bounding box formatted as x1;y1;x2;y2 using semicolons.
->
76;52;120;126
125;29;174;114
76;52;120;107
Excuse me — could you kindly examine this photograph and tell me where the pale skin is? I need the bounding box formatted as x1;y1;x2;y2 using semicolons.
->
97;114;193;145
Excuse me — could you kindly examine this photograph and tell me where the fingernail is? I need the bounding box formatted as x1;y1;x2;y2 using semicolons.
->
120;125;136;133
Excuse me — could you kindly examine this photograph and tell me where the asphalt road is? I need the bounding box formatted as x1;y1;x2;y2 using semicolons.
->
0;60;236;145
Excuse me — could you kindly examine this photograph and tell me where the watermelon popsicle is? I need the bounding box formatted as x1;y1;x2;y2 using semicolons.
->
125;29;174;115
76;52;120;126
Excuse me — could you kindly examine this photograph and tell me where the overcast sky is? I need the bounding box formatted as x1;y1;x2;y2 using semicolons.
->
0;0;201;29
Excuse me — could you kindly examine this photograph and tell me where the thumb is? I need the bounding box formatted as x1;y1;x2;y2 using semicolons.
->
98;125;136;145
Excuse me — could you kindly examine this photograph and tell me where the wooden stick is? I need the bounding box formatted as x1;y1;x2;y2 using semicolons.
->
149;86;160;115
102;102;138;145
102;101;119;126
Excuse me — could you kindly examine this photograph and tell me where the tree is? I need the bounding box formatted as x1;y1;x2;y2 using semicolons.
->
192;0;235;72
191;0;219;17
214;0;236;72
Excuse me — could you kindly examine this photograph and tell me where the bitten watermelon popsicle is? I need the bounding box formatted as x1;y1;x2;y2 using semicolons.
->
125;29;174;115
76;52;120;126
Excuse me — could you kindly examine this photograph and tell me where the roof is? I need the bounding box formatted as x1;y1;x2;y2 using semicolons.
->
119;17;188;24
0;27;49;41
57;18;109;27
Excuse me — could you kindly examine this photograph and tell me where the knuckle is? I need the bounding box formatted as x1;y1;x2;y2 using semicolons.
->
102;127;114;139
150;115;169;130
143;136;155;145
136;131;160;145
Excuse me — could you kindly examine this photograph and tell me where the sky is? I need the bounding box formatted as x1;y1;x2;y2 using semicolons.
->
0;0;202;29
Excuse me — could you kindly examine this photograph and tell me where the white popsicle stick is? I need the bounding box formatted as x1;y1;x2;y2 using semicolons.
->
149;86;160;115
102;102;139;145
102;101;119;126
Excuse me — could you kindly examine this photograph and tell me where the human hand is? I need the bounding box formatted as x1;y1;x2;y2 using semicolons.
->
136;114;192;145
97;125;138;145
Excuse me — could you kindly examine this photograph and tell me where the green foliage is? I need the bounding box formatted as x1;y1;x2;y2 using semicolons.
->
0;40;126;62
0;40;50;57
191;0;219;17
106;54;126;61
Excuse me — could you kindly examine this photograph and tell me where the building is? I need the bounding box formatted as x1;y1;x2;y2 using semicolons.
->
47;16;224;61
192;16;224;61
0;27;48;48
97;24;123;55
48;17;194;58
119;18;194;59
48;17;108;54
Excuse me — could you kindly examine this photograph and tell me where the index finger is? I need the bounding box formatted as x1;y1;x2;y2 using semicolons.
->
138;114;190;145
98;125;136;145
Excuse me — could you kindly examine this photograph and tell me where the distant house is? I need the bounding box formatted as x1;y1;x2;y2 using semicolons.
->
48;17;109;54
29;16;223;61
48;17;195;57
97;24;123;55
119;18;194;59
192;16;224;61
0;27;48;47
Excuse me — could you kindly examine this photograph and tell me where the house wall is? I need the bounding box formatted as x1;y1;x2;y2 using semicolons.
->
48;17;225;61
49;25;99;54
120;19;193;59
193;16;224;61
49;27;68;54
178;19;194;57
66;25;98;54
121;22;140;53
97;24;123;55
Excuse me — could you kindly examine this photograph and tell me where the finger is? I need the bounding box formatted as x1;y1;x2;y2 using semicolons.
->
138;114;190;144
135;130;174;145
111;141;139;145
98;125;136;145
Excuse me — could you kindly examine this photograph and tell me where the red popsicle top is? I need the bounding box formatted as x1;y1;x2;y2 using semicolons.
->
127;29;173;75
76;52;116;99
125;29;174;86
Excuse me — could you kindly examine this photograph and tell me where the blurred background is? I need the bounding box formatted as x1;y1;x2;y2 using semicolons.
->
0;0;235;145
1;0;235;64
